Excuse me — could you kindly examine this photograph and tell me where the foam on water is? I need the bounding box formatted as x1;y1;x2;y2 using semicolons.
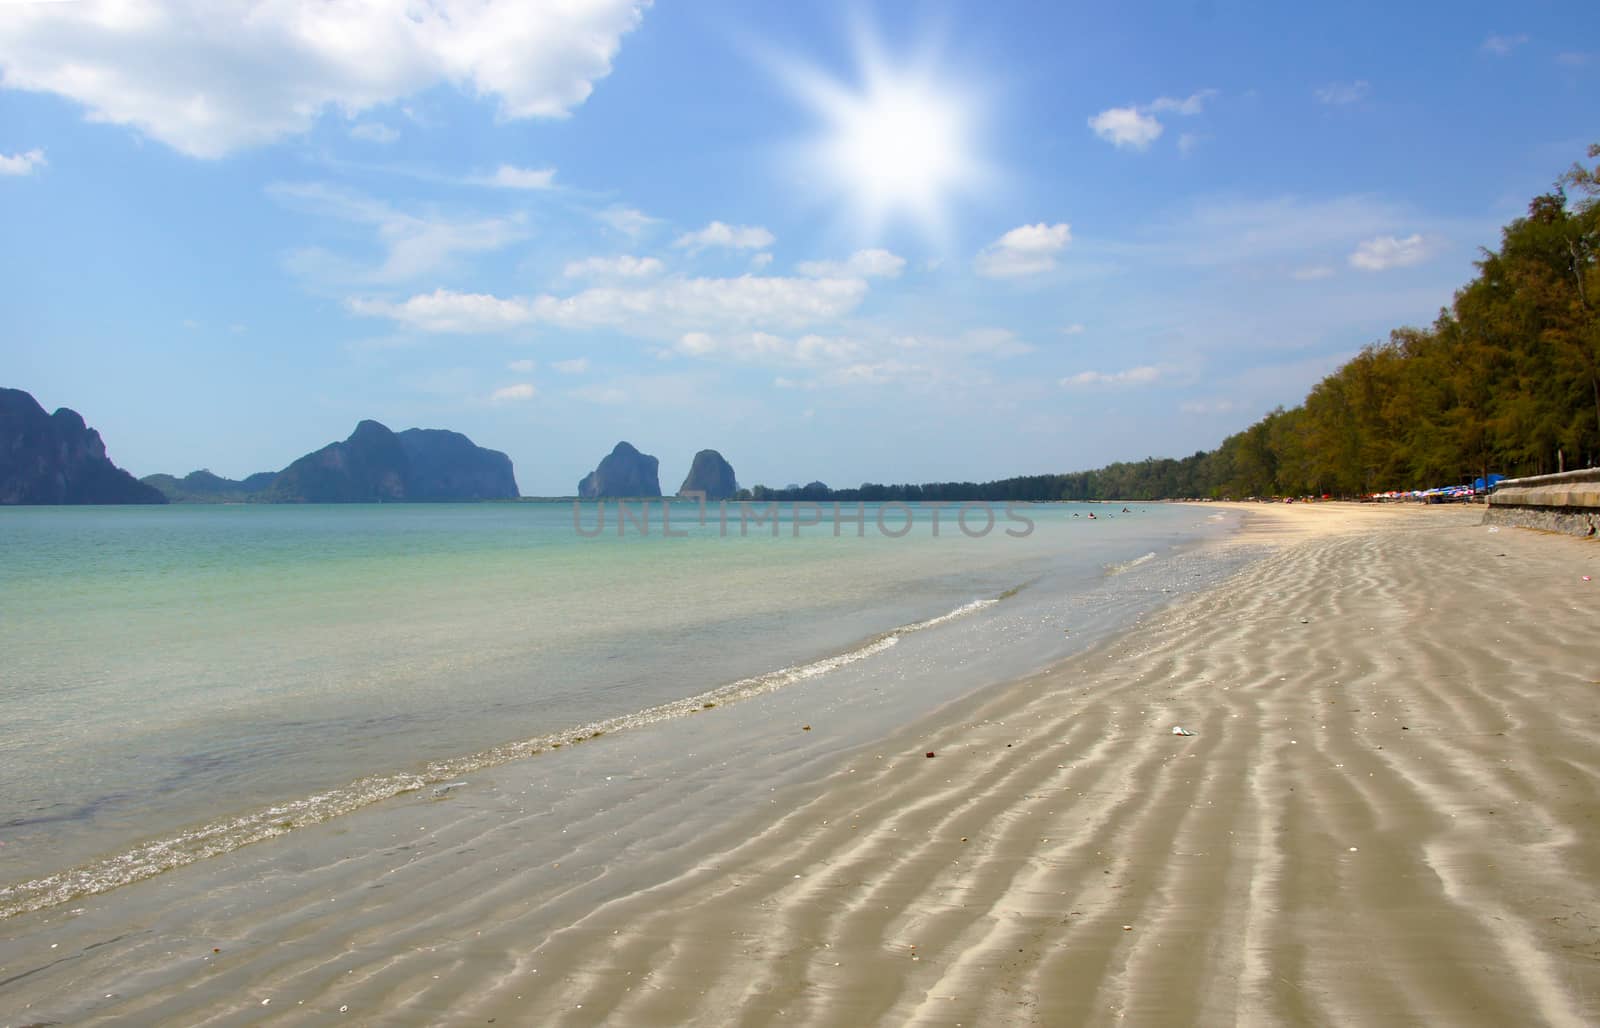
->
1107;551;1159;574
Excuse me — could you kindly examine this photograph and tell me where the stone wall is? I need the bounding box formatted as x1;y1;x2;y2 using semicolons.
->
1485;468;1600;537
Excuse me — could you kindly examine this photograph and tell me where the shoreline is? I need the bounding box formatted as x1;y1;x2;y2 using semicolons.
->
469;502;1596;1026
0;592;1012;923
0;501;1235;921
5;503;1598;1024
0;499;1222;905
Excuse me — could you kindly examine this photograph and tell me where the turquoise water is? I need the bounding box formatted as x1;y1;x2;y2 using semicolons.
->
0;500;1231;916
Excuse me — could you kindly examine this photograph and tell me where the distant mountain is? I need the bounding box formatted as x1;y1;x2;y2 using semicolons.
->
677;449;738;500
145;421;519;503
396;428;518;501
264;420;520;502
141;469;275;502
579;441;661;498
265;419;410;502
0;387;166;505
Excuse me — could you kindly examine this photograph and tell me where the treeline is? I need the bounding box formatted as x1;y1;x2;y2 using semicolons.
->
745;145;1600;502
1205;146;1599;496
740;460;1216;504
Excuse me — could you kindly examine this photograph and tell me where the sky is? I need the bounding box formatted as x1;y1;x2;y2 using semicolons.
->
2;1;1596;496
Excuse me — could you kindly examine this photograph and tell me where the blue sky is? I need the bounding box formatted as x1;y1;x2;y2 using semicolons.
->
2;1;1595;495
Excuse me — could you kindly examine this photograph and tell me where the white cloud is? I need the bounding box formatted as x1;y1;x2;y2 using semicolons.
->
1060;365;1166;388
749;252;774;270
490;383;536;403
1088;107;1163;149
0;148;46;176
797;248;906;279
507;358;536;372
673;221;775;252
552;358;590;374
823;361;915;387
795;334;871;363
673;331;866;365
672;327;1025;393
1177;132;1203;156
597;206;658;237
531;274;867;336
0;1;649;158
1147;90;1216;115
349;122;399;144
679;331;768;358
975;222;1072;278
1062;323;1086;335
562;255;664;279
777;360;926;390
473;165;556;190
1556;52;1592;67
1292;265;1336;280
271;182;526;284
1315;80;1371;105
1482;33;1529;56
1089;90;1214;150
1349;234;1429;271
354;274;868;341
349;289;534;334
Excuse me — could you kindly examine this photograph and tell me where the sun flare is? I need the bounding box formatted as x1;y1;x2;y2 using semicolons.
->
780;31;987;243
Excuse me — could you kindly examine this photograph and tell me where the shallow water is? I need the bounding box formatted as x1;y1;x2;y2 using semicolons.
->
0;500;1239;916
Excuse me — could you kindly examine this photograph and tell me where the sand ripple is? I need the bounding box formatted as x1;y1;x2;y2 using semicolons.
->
5;505;1598;1026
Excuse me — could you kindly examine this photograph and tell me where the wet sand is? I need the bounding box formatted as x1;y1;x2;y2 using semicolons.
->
5;503;1599;1025
470;504;1600;1026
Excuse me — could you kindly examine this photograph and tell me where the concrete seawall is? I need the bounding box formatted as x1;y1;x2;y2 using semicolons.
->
1485;468;1600;536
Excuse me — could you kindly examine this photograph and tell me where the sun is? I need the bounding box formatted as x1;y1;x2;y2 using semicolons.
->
778;29;988;244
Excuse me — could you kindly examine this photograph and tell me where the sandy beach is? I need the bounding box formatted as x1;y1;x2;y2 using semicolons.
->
472;504;1600;1026
4;503;1599;1026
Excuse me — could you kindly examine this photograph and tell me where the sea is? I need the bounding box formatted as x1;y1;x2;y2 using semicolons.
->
0;500;1247;920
